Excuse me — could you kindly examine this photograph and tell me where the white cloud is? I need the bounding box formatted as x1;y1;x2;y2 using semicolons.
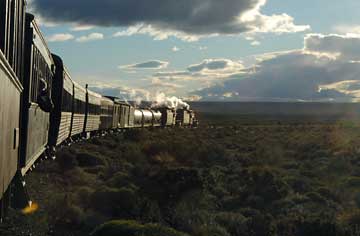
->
76;32;104;42
120;60;169;70
113;24;201;42
172;46;180;52
71;24;94;31
199;46;208;51
187;59;244;73
334;25;360;36
47;33;74;42
250;40;261;46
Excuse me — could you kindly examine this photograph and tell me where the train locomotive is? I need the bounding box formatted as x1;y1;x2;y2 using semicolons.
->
0;0;197;219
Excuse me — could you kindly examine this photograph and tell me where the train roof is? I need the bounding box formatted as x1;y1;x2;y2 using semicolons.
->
101;96;114;106
104;96;131;105
88;88;102;98
27;13;54;69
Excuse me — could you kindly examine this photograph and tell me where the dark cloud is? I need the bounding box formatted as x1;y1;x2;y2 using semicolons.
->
30;0;308;36
305;34;360;61
120;60;169;70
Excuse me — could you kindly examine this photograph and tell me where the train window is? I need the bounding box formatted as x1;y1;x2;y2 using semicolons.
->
0;0;6;53
61;89;71;112
30;47;52;103
74;98;86;114
8;0;15;67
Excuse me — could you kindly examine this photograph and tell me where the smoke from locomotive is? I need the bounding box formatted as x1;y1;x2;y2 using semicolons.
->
152;92;190;110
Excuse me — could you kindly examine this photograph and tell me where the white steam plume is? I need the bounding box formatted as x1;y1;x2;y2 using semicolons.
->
152;92;190;110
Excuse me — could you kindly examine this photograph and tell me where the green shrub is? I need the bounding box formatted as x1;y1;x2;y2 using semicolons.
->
57;149;78;170
89;187;138;217
91;220;188;236
76;152;107;167
194;225;230;236
345;177;360;188
215;212;249;236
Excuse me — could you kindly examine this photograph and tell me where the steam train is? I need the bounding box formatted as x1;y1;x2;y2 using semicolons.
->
0;0;197;218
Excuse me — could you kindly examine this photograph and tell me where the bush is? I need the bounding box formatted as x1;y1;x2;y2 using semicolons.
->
91;220;188;236
89;187;138;217
76;152;107;167
215;212;249;236
194;225;230;236
57;149;78;170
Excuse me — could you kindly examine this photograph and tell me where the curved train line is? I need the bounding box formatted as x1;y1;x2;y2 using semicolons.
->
0;0;198;220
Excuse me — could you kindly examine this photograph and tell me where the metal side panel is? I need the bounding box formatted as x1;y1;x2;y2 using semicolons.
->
23;103;49;169
86;115;100;132
72;114;85;136
57;112;71;145
0;54;22;200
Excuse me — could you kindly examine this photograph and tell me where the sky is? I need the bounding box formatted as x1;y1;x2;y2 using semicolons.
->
28;0;360;102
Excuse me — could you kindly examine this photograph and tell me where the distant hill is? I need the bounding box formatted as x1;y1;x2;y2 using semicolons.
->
189;102;360;119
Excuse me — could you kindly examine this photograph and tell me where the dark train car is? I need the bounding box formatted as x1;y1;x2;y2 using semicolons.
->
100;96;114;130
84;88;101;133
176;109;191;127
49;55;73;147
0;0;25;203
71;81;86;137
157;108;176;127
19;14;54;174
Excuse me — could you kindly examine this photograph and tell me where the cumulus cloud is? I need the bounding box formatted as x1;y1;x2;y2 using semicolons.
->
192;34;360;102
30;0;309;41
187;59;244;73
172;46;180;52
151;78;183;89
88;83;151;104
250;40;261;46
47;33;74;42
304;34;360;61
70;24;94;31
120;60;169;70
76;33;104;42
334;25;360;35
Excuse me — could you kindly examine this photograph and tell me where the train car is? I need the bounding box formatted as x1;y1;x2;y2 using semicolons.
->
176;109;191;126
119;102;131;128
128;106;135;128
19;13;54;174
71;81;86;137
0;0;25;209
133;109;143;128
189;110;196;126
84;87;101;133
157;107;176;127
49;55;74;148
104;96;131;129
100;96;114;130
142;109;154;127
152;110;162;127
112;102;121;129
